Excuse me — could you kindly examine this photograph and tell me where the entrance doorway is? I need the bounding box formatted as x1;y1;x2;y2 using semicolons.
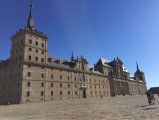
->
83;89;86;98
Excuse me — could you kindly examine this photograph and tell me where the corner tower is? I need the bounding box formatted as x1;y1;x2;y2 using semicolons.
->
9;3;48;103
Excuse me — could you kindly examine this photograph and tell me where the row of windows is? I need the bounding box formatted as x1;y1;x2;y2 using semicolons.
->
27;72;108;84
11;56;22;63
12;48;22;55
29;39;44;48
28;56;44;62
26;82;107;89
26;91;78;97
28;48;44;54
26;90;108;97
13;40;23;48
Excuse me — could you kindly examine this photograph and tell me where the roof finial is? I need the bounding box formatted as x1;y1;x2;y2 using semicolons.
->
27;0;35;31
136;61;139;71
71;51;74;61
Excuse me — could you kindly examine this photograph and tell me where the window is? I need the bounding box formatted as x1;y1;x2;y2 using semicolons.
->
28;56;31;60
21;40;23;44
28;72;31;77
60;83;62;87
60;75;62;80
29;48;32;51
51;91;53;96
68;84;70;88
60;91;63;95
27;91;30;97
42;43;44;48
42;51;44;54
17;41;19;45
28;65;31;68
41;73;44;78
82;74;85;81
41;58;44;63
35;57;38;61
18;72;20;77
75;84;77;88
36;41;38;46
68;91;70;95
75;91;77;95
74;77;76;81
68;76;69;80
17;82;19;88
27;82;30;87
51;74;53;79
17;92;19;97
36;50;38;53
29;40;32;44
41;82;44;87
19;56;21;60
41;91;44;96
51;83;53;87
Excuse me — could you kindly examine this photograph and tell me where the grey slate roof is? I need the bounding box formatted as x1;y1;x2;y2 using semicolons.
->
47;55;75;69
100;58;129;73
48;55;103;75
0;59;10;69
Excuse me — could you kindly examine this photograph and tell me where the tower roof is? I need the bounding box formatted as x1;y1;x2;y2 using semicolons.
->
27;2;35;31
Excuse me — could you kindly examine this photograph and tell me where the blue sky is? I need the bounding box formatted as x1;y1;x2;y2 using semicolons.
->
0;0;159;89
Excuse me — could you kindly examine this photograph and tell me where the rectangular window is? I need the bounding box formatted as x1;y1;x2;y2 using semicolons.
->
74;77;76;81
51;91;53;96
28;56;31;60
41;58;44;63
41;82;44;87
35;57;38;61
18;72;20;77
28;72;31;77
68;76;69;80
60;91;62;95
60;83;62;87
60;75;62;80
75;84;77;88
17;82;19;88
51;83;53;87
27;91;30;97
29;48;32;51
68;84;70;88
36;50;38;53
75;91;77;95
41;91;44;96
42;43;44;48
41;73;44;78
27;82;30;87
29;40;32;44
68;91;70;95
36;41;38;46
42;51;44;54
51;74;53;79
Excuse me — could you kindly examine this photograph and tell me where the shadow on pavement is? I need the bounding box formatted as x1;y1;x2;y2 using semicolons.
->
139;105;150;107
143;108;156;110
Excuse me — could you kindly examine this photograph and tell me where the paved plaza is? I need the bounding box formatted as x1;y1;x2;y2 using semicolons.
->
0;95;159;120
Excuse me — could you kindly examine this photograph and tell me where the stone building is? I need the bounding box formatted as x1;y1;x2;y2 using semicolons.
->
0;4;147;105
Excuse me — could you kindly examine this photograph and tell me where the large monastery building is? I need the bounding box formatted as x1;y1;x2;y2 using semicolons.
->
0;3;147;105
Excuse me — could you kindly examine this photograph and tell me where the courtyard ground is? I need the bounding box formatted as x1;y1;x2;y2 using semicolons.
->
0;95;159;120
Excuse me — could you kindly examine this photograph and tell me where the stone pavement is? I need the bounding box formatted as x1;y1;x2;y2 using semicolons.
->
0;95;159;120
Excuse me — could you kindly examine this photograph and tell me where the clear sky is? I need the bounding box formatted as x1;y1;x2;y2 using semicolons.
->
0;0;159;89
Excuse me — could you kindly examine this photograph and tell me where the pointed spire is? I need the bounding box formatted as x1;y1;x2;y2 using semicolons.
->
136;61;139;71
81;55;83;59
27;0;35;31
71;51;74;61
117;56;119;60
